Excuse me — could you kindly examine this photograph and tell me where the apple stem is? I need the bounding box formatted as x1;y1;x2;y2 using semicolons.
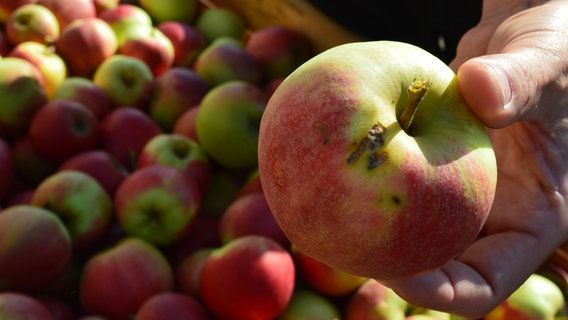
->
399;80;430;134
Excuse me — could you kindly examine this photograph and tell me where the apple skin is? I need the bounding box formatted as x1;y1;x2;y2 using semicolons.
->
117;27;175;77
0;137;14;203
80;237;174;320
11;136;57;186
93;0;119;15
172;105;200;143
0;0;35;24
157;21;207;68
137;133;211;193
194;37;262;87
114;165;201;246
199;235;295;320
279;289;342;320
0;292;55;320
0;205;72;292
28;99;99;164
194;7;247;43
196;80;268;170
31;170;113;249
38;0;96;30
258;41;498;279
0;57;47;139
148;67;210;132
51;76;113;120
134;292;209;320
55;17;118;77
175;247;214;297
138;0;200;24
5;3;60;46
345;279;409;320
98;3;153;46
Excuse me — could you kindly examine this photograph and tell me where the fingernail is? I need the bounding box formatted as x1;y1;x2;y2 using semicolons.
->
478;58;513;109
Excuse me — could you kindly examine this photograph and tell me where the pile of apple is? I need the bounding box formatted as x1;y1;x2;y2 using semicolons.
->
0;0;566;319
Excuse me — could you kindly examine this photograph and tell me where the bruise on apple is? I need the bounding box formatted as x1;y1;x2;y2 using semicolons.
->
347;122;387;170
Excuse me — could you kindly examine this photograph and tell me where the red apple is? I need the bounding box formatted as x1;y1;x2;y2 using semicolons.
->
80;237;174;320
5;3;60;46
37;296;76;320
11;136;57;186
135;292;209;320
0;205;72;292
172;105;200;143
163;216;220;267
118;27;174;77
50;76;114;120
0;137;14;203
98;3;152;46
199;235;295;320
38;0;96;30
157;21;207;68
0;292;54;319
175;247;213;297
28;99;99;164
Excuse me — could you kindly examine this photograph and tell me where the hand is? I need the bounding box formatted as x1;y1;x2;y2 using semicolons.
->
381;0;568;318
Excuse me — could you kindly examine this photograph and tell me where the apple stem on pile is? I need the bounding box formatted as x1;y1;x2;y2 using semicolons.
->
398;80;430;134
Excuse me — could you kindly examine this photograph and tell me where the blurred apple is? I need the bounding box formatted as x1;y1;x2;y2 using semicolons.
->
93;0;119;15
38;0;96;30
5;3;60;46
114;165;201;246
172;105;200;143
134;292;209;320
118;27;174;77
98;3;153;46
196;80;267;170
0;137;14;203
92;54;154;109
157;21;207;68
80;237;174;320
0;205;72;292
175;247;213;297
28;99;99;164
0;29;12;56
37;296;76;320
199;235;295;320
0;0;35;24
200;168;242;219
51;76;114;120
31;170;113;249
148;67;209;131
11;136;57;186
345;279;409;320
279;289;342;320
194;37;262;87
236;168;263;197
0;292;55;320
138;0;199;24
194;7;246;43
163;215;220;267
55;17;118;77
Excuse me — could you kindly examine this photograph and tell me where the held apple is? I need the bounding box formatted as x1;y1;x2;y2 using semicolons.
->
258;41;497;280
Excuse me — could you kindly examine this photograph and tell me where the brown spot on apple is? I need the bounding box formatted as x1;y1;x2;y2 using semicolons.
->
347;122;387;170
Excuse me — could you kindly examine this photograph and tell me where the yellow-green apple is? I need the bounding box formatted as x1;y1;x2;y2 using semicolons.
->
0;0;35;24
218;192;289;248
194;7;246;43
114;165;201;246
98;3;153;46
147;67;210;132
117;27;174;77
245;25;313;81
0;292;55;319
196;80;268;169
194;37;262;87
345;279;409;320
93;0;118;15
134;292;209;320
484;273;565;320
157;21;207;68
11;136;57;186
8;41;67;98
258;40;498;279
38;0;96;30
199;235;295;320
98;107;162;170
55;17;117;77
138;0;199;24
0;205;72;292
50;76;113;120
5;3;60;46
173;105;200;143
28;99;99;164
137;133;211;193
279;289;342;320
80;237;174;320
0;57;47;139
31;170;113;249
92;54;154;109
58;150;127;197
0;137;14;203
175;247;214;297
292;245;367;297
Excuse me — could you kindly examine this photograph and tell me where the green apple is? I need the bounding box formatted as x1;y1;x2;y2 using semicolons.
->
138;0;199;24
279;289;342;320
5;3;60;46
98;3;153;46
258;40;497;280
194;7;247;43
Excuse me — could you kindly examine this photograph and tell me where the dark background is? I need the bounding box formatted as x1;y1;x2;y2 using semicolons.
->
306;1;482;64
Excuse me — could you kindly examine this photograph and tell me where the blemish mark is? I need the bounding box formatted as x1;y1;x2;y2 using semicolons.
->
391;195;402;206
347;122;387;169
368;152;388;170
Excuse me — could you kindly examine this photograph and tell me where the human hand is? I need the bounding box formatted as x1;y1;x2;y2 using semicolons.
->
381;0;568;318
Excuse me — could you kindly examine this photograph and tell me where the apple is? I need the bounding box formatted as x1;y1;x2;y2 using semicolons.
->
0;292;55;319
0;0;35;24
157;21;207;68
28;99;99;164
92;54;154;109
50;76;114;120
5;3;60;46
134;292;209;320
31;170;113;249
0;205;72;292
196;80;268;170
147;67;209;132
8;41;67;98
93;0;119;15
0;137;14;203
37;0;96;30
137;133;211;193
162;216;220;267
279;289;342;320
138;0;199;24
345;279;409;320
175;247;213;297
114;165;201;246
199;235;295;320
98;3;153;46
58;150;127;197
0;57;47;139
218;192;289;248
193;37;262;87
80;237;174;320
258;40;498;279
98;106;162;170
11;136;57;186
55;17;118;77
194;7;247;43
245;25;313;81
117;27;174;77
172;105;200;143
37;296;76;320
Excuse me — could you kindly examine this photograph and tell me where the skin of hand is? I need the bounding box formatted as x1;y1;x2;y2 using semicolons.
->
381;0;568;318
